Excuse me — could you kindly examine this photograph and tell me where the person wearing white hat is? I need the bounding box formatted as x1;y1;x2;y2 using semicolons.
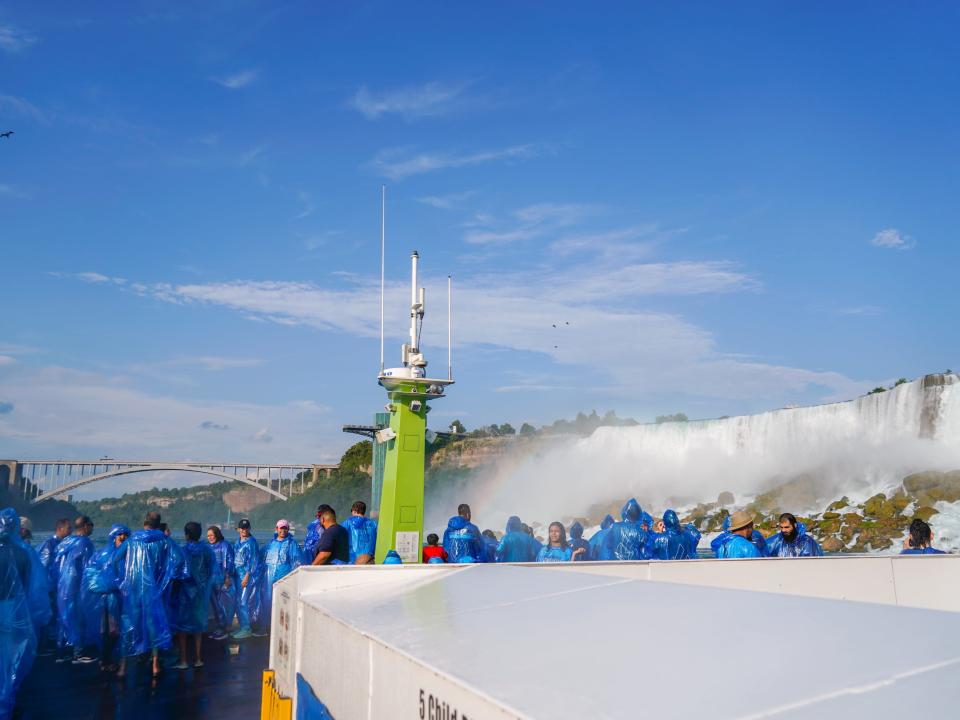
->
260;519;301;632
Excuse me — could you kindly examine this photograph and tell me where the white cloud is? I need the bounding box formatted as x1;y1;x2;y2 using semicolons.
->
173;356;264;371
238;144;267;166
252;427;273;443
0;356;15;366
350;81;468;120
0;183;28;199
0;94;49;125
0;365;338;470
0;25;37;54
211;69;260;89
417;191;477;210
369;144;542;180
76;271;111;283
464;203;599;245
871;228;915;250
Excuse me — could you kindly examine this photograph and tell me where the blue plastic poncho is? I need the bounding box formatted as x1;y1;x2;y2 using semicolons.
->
684;523;702;558
650;510;698;560
442;516;484;564
0;509;37;720
303;519;323;563
36;534;62;592
261;535;301;620
54;533;94;649
4;513;50;634
342;516;377;563
208;540;236;634
234;535;262;631
766;528;823;558
80;544;122;651
427;557;445;564
383;550;403;564
496;516;537;563
537;545;573;562
711;516;767;557
113;528;179;656
717;534;762;559
588;515;615;560
601;499;653;561
900;547;946;555
482;534;498;563
568;522;590;562
171;541;216;634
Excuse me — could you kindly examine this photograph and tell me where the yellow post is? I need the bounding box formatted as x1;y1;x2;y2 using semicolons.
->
261;670;275;720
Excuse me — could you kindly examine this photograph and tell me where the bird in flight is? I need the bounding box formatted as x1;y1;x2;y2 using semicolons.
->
0;131;13;139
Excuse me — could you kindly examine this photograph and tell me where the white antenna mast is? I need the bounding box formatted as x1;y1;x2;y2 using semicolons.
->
379;185;386;375
447;275;453;381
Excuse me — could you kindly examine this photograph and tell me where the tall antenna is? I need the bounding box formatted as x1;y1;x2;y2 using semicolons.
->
447;275;453;381
379;184;385;375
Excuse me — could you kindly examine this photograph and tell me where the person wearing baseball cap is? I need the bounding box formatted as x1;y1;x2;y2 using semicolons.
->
261;519;301;624
717;510;763;559
231;519;263;639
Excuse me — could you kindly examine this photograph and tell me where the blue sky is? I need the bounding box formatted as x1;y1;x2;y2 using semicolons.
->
1;2;958;497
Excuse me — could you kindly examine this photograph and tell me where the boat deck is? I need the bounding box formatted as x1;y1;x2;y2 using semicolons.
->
15;638;269;720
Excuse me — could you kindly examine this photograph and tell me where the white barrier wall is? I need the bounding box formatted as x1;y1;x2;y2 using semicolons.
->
269;557;960;719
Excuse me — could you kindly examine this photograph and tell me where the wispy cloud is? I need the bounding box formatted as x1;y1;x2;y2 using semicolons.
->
0;183;29;199
465;202;599;245
0;94;50;125
871;227;915;250
239;144;267;166
369;143;543;180
0;25;37;54
417;191;477;210
350;81;468;120
0;357;15;367
252;427;273;443
199;420;230;430
838;305;882;316
211;69;260;89
172;356;264;371
294;190;314;220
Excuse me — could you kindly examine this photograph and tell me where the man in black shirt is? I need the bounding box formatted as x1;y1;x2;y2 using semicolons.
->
311;508;350;565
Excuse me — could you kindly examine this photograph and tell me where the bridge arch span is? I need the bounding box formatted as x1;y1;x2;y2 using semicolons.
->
30;464;293;505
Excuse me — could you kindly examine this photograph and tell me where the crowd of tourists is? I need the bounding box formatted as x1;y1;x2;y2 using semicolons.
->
0;496;947;716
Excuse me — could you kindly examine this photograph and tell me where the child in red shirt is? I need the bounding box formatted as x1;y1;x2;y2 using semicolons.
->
422;533;448;563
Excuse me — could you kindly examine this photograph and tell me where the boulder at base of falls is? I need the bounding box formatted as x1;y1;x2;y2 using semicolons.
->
821;536;844;553
902;470;960;504
717;491;735;506
913;506;939;522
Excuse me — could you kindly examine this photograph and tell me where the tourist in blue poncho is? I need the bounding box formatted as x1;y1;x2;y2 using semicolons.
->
343;501;377;564
0;508;38;720
232;518;263;639
496;516;537;562
567;521;590;562
35;518;70;651
651;510;698;560
588;515;615;560
717;511;763;559
302;504;332;564
206;525;236;640
442;504;484;563
601;499;653;561
711;514;768;557
261;519;301;622
80;523;128;671
113;512;180;678
171;522;216;670
54;515;95;662
900;518;946;555
765;513;823;558
537;522;587;562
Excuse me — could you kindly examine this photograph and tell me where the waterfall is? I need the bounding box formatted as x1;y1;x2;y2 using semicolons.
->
468;374;960;529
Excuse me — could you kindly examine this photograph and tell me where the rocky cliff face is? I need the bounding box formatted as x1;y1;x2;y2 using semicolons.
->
223;486;272;513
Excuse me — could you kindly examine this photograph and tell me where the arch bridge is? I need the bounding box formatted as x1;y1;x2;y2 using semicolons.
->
0;459;338;505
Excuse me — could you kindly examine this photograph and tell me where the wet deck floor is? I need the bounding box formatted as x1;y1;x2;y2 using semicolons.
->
15;638;270;720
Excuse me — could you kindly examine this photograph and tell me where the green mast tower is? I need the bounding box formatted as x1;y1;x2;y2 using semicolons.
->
373;188;453;564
